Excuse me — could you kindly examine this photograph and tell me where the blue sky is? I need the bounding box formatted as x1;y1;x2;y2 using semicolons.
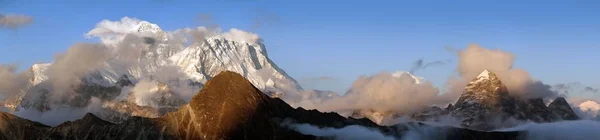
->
1;0;599;95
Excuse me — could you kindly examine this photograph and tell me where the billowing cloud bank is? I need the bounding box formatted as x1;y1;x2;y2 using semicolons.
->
292;71;439;116
281;122;396;140
499;120;600;140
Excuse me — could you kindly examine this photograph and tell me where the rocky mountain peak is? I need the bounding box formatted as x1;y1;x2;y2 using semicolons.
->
451;69;517;130
161;70;290;139
456;69;511;109
160;71;386;139
548;97;579;120
447;70;581;130
465;69;503;91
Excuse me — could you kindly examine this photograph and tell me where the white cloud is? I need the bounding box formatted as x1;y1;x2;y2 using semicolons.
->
283;123;395;140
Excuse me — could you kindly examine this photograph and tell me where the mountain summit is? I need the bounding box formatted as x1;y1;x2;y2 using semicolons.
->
451;69;518;130
450;69;579;130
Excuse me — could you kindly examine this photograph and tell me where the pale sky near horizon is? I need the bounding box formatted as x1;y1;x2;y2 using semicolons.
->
1;0;599;98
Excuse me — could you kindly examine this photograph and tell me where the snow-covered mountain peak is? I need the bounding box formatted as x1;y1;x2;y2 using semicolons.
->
29;63;51;85
136;21;162;34
86;17;169;45
468;69;500;86
222;28;261;44
477;69;491;80
391;71;424;84
168;34;301;93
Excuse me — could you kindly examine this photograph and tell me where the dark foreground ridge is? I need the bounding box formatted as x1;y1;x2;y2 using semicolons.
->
0;71;525;140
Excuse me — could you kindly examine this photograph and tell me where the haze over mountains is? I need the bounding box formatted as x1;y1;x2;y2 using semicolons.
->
1;17;600;139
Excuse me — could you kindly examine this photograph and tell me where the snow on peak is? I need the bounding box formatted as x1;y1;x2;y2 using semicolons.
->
29;63;51;85
477;69;491;80
392;71;423;84
468;69;499;85
214;28;262;44
86;17;168;45
136;21;163;33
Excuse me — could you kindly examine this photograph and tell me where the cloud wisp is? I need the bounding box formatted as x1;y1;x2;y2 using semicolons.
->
0;13;33;29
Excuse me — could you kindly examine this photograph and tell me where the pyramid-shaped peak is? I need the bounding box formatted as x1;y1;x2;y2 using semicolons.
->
477;69;495;79
549;97;569;106
467;69;501;85
548;97;579;120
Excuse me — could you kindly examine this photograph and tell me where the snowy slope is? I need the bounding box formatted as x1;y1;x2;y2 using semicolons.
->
29;63;51;85
169;35;302;93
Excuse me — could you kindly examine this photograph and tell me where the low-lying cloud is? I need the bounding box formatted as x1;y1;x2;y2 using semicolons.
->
46;43;111;97
499;120;600;140
12;97;103;126
282;122;395;140
292;71;441;124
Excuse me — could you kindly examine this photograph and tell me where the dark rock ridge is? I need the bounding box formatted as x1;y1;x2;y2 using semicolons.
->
0;71;526;140
548;97;579;120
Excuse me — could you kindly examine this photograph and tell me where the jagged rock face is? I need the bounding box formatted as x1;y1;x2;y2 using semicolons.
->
451;70;519;130
511;99;553;122
446;104;454;112
169;37;303;93
412;106;448;122
548;97;579;120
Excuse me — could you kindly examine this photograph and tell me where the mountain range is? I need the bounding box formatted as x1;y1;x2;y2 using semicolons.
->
0;71;525;140
0;18;586;139
1;18;303;123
